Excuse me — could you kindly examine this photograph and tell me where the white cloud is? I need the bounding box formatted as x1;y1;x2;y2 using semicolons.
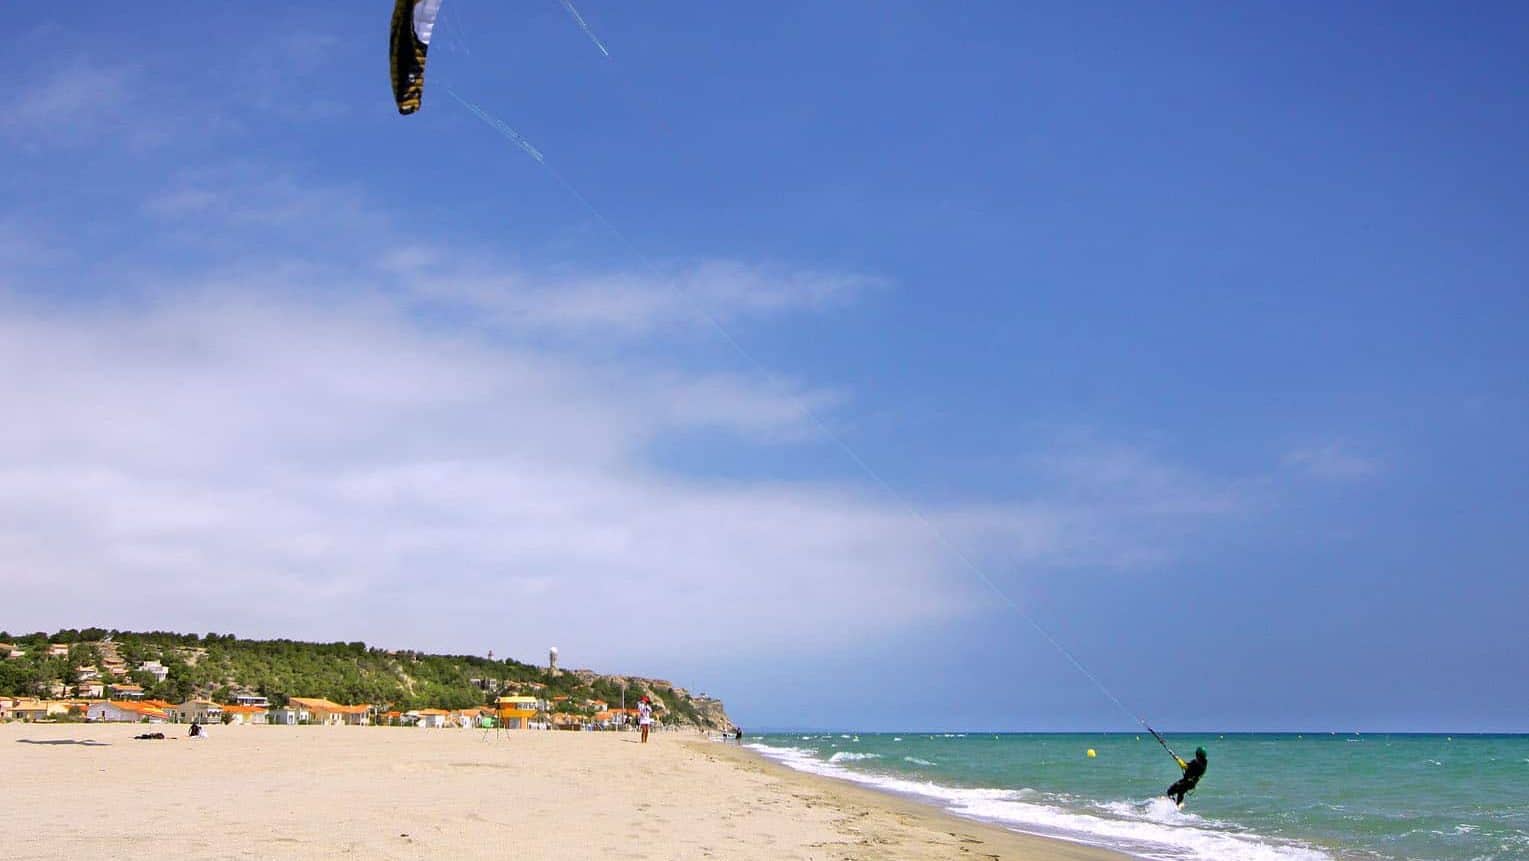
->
399;258;878;335
0;288;975;663
11;58;125;125
1283;442;1381;480
0;279;1240;668
0;166;1246;671
3;57;162;148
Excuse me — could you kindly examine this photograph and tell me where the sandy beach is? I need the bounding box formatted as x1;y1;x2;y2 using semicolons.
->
0;722;1124;860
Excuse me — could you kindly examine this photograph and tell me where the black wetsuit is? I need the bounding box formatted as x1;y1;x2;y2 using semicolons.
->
1166;754;1207;804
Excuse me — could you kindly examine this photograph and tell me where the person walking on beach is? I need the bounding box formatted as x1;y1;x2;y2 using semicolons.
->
638;696;653;743
1166;747;1207;805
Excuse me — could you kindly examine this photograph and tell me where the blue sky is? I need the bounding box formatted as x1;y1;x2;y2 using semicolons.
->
4;2;1528;732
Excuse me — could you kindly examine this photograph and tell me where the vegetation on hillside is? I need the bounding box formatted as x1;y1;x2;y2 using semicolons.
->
0;628;729;728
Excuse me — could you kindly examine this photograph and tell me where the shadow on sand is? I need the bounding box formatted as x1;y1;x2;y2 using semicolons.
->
15;738;111;746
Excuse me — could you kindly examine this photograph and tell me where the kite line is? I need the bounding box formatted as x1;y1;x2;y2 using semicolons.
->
444;93;1185;765
410;0;1190;764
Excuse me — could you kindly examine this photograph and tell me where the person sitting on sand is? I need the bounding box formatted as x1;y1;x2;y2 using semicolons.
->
638;697;653;743
1166;747;1207;804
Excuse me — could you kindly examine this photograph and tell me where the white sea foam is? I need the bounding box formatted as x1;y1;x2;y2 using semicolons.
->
828;751;882;762
904;756;936;766
747;742;1334;861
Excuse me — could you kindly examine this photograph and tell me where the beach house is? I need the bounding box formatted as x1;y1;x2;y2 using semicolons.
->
108;683;144;700
220;704;269;725
87;701;168;722
592;709;629;728
414;708;451;728
75;680;105;698
287;697;371;725
169;699;223;724
268;705;302;725
453;707;486;728
2;698;50;721
46;643;70;658
232;692;270;708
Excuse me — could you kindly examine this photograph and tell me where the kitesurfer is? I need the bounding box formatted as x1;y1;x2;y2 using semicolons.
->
1166;746;1207;804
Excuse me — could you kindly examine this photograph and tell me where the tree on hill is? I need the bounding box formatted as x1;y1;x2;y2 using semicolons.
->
0;627;730;728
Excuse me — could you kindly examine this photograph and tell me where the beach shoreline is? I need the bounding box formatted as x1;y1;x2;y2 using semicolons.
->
1;721;1124;860
692;737;1130;860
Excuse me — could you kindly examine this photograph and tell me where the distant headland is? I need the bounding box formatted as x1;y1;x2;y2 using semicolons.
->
0;627;732;730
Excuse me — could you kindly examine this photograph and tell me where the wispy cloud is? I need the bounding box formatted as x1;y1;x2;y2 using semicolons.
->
400;258;879;335
3;57;158;148
0;275;1230;664
145;168;874;338
1;164;1247;668
1283;442;1382;480
0;288;968;660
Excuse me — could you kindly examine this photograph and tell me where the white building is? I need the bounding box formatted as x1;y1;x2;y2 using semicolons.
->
87;702;167;723
138;661;169;683
169;700;223;724
414;709;450;728
268;706;304;725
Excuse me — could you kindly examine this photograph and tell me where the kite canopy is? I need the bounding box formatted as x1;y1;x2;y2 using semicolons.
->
390;0;444;114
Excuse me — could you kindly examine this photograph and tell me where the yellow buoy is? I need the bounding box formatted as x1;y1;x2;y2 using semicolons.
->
1086;748;1097;758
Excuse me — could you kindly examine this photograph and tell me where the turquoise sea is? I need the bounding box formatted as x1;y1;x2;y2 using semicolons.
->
746;732;1529;860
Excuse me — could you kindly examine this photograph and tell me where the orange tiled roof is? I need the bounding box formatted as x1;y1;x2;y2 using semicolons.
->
289;697;368;712
220;704;266;715
103;701;168;718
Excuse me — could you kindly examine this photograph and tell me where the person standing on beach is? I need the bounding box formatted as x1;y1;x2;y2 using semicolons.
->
638;696;653;743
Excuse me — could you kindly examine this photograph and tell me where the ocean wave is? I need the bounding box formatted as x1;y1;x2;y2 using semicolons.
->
746;742;1333;861
904;756;936;766
828;751;882;762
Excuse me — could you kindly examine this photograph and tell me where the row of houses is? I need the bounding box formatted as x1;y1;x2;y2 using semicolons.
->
4;694;667;731
0;695;370;726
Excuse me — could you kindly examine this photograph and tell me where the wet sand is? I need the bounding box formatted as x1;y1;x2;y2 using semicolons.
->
0;722;1124;859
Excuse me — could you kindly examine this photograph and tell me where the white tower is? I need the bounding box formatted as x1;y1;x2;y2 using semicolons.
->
548;646;559;675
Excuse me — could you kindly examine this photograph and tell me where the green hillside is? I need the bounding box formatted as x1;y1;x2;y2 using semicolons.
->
0;628;731;728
